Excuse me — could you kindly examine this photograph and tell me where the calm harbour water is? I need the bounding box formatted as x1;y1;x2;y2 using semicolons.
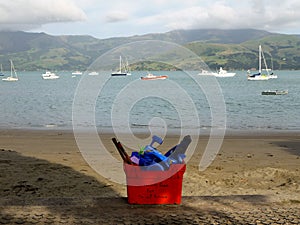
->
0;70;299;134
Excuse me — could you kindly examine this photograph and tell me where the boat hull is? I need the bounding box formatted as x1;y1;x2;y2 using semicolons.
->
2;77;18;81
248;75;269;81
214;72;236;77
42;76;59;80
111;73;130;76
262;90;288;95
141;75;168;80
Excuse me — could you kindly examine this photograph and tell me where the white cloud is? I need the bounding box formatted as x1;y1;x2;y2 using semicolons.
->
105;11;129;23
135;0;300;33
0;0;86;30
6;0;299;38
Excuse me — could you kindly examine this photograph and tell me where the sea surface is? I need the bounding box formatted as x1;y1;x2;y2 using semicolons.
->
0;70;299;134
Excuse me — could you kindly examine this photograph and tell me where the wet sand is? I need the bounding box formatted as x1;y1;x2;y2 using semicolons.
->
0;129;299;224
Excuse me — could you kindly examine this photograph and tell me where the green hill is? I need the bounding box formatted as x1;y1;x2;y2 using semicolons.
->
0;29;299;71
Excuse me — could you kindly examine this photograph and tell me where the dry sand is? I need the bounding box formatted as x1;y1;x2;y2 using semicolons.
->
0;129;299;224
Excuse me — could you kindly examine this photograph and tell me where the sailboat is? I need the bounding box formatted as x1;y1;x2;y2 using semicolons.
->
0;64;5;76
111;56;131;76
2;60;18;82
247;45;272;81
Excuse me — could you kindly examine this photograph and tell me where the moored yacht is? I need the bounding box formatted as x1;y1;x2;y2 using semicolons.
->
42;71;60;80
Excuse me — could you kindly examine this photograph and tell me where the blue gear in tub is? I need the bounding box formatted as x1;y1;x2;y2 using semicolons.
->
130;135;191;171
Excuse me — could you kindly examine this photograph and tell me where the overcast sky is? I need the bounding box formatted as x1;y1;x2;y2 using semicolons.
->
0;0;299;39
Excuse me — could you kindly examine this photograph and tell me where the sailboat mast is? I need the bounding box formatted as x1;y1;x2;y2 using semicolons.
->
261;48;270;76
10;60;13;77
119;56;122;72
10;60;17;78
259;45;262;73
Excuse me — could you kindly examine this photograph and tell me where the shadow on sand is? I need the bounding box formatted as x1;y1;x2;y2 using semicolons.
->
0;149;281;224
272;140;300;157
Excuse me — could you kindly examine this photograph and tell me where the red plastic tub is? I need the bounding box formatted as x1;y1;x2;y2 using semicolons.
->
124;163;186;204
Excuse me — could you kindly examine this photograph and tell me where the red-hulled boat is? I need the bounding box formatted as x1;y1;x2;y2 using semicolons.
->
141;73;168;80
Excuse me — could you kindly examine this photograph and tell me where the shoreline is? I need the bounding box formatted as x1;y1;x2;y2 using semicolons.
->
1;127;299;201
1;126;299;137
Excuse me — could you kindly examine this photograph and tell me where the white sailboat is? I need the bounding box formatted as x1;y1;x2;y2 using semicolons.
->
2;60;18;82
111;56;131;76
247;45;275;81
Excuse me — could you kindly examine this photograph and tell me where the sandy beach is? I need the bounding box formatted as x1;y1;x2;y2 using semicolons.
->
0;129;299;224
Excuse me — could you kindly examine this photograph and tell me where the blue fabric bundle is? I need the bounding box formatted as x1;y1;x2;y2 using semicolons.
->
130;135;191;171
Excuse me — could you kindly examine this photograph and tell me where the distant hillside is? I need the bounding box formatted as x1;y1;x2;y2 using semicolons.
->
0;29;299;70
185;33;300;70
163;29;272;44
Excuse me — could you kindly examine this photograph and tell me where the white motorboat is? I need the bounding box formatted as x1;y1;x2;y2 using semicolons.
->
42;71;60;80
198;67;235;77
71;71;82;75
214;67;236;77
88;71;99;76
